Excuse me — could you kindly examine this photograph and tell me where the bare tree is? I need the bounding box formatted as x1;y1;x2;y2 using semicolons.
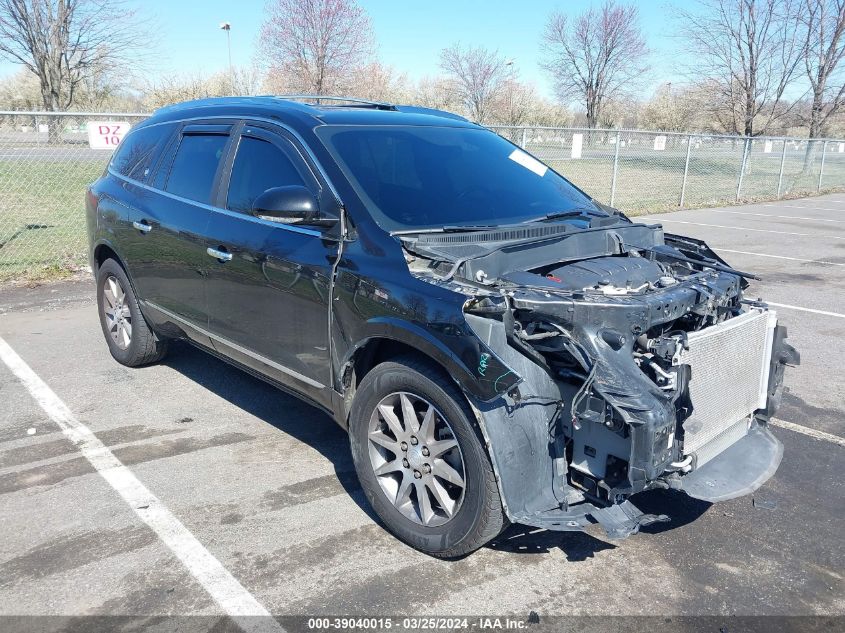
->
141;72;216;111
0;0;148;141
799;0;845;139
439;44;508;123
641;83;710;132
217;65;264;97
678;0;806;136
540;1;648;129
350;62;410;102
259;0;375;95
488;61;538;127
412;75;459;111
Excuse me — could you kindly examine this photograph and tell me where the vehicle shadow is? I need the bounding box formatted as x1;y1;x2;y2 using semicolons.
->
488;525;615;560
634;488;712;534
160;342;376;521
160;343;712;556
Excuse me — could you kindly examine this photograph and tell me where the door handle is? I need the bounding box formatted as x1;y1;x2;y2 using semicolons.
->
207;246;233;262
132;220;152;233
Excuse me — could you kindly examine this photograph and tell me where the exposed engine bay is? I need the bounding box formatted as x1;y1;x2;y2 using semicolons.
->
400;216;799;538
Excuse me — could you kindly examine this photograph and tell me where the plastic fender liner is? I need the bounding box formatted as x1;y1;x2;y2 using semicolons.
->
465;312;675;539
514;499;670;539
761;324;800;419
678;423;784;502
465;313;571;519
588;501;670;539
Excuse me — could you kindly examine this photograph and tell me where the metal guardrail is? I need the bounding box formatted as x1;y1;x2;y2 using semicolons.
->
0;111;843;281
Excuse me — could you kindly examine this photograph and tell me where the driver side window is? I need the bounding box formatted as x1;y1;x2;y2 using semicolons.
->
227;135;309;213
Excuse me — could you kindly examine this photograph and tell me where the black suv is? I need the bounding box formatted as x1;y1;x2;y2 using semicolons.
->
86;96;798;557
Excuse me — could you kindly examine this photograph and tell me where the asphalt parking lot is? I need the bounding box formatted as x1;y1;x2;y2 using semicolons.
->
0;194;843;628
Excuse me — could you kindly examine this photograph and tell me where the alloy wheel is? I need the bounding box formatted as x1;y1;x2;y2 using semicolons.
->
102;275;132;349
367;391;466;527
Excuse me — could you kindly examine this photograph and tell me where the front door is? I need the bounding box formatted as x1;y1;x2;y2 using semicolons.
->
204;124;339;404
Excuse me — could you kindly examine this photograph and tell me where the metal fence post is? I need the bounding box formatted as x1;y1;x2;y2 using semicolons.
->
777;139;787;198
736;137;750;201
680;134;692;208
610;130;620;207
818;140;828;191
5;111;845;283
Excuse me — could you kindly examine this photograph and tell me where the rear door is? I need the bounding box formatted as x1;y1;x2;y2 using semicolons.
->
204;123;339;403
104;121;176;282
129;123;233;331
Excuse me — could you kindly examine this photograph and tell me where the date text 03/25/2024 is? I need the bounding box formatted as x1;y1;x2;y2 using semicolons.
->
306;617;532;630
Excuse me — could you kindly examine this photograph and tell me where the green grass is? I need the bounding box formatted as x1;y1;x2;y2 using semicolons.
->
1;144;843;284
537;143;845;215
0;158;104;281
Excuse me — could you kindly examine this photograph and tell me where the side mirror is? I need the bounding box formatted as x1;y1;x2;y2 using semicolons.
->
251;186;337;227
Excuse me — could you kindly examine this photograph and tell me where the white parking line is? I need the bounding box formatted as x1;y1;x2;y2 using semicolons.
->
764;203;845;212
766;302;845;319
0;336;285;633
714;210;845;224
714;248;845;266
771;419;845;448
641;218;845;240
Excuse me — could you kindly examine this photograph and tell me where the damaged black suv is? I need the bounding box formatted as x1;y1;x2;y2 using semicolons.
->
86;96;798;557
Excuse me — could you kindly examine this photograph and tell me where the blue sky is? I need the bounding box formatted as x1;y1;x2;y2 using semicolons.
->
0;1;685;98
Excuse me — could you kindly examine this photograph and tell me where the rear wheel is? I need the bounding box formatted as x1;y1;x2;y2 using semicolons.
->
96;258;168;367
349;356;506;558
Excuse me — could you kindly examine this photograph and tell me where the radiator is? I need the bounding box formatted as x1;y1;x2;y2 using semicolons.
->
678;308;777;463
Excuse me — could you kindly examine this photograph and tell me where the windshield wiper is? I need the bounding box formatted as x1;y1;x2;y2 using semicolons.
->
391;212;603;237
393;222;535;236
521;208;602;224
441;224;500;232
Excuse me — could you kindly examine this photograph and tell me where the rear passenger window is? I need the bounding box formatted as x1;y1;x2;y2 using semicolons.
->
165;133;228;203
227;136;308;213
111;124;173;181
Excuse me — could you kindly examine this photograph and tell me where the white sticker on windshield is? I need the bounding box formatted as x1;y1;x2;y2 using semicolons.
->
508;149;548;177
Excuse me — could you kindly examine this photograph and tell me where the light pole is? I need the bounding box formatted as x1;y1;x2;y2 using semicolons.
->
504;59;515;127
219;22;234;96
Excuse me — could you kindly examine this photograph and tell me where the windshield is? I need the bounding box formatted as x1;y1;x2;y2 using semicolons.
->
316;125;598;231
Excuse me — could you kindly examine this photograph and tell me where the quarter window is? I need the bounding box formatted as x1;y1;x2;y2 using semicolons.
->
165;133;229;203
111;123;174;181
227;136;308;213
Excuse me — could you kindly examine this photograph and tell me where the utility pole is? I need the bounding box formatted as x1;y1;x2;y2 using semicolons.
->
220;22;234;96
504;59;515;126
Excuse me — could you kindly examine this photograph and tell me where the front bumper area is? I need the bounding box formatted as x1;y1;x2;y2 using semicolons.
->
463;301;796;541
675;422;783;502
509;421;784;537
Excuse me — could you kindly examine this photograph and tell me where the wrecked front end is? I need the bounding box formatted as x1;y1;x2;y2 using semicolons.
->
401;218;799;539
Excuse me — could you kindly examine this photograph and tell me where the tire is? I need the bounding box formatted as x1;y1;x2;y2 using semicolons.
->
349;355;506;558
96;258;168;367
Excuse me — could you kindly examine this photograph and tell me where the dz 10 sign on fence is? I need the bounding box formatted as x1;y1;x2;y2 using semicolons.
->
87;122;131;149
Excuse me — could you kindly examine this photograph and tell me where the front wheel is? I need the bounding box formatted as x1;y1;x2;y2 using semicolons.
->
96;258;168;367
349;356;506;558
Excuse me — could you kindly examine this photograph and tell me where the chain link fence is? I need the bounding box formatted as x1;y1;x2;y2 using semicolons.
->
490;125;845;213
0;111;148;281
1;111;844;282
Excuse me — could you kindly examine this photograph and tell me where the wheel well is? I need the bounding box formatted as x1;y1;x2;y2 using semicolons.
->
93;244;120;272
352;339;429;384
341;338;459;424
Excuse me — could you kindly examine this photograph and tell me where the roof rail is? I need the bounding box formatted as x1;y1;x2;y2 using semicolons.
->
275;94;397;110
